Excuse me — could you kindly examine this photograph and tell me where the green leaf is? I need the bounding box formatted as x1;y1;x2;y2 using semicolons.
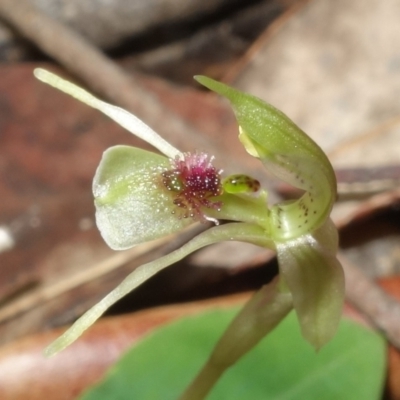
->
93;145;193;250
80;309;386;400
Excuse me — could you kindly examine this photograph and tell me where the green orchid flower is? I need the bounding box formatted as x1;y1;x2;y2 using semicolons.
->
33;68;344;374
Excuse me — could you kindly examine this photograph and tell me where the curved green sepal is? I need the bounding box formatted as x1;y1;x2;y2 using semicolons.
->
195;76;337;241
276;219;344;350
93;145;192;250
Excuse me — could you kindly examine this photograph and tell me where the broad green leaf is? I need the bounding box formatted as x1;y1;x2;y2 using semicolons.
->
80;309;386;400
93;145;193;250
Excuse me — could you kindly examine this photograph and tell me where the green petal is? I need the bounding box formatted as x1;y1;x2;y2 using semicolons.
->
276;220;344;350
93;145;192;250
195;76;337;240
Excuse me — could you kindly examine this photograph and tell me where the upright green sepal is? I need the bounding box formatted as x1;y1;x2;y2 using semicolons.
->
195;76;337;240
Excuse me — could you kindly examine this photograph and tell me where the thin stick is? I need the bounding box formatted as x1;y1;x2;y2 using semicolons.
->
0;224;207;324
340;252;400;349
0;0;214;154
0;240;162;324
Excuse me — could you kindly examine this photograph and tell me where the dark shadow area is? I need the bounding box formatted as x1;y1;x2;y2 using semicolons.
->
106;256;279;316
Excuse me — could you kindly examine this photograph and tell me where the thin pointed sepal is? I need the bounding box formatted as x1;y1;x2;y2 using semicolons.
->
44;222;272;356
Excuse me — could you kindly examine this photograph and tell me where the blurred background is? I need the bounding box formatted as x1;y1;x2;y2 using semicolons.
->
0;0;399;398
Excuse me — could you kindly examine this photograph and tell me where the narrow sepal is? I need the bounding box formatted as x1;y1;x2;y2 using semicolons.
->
34;68;180;158
44;222;272;356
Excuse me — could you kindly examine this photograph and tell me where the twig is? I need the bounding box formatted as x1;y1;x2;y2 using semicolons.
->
339;251;400;349
221;0;312;84
0;240;163;324
0;224;208;324
328;115;400;159
336;188;400;228
0;0;215;154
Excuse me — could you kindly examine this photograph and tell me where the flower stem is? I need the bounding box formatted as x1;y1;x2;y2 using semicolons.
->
179;361;224;400
179;278;293;400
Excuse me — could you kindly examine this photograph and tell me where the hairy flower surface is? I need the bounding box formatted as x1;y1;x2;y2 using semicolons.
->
161;152;223;222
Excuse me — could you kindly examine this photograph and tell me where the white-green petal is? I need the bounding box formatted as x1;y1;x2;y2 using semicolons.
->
93;145;192;250
276;220;344;350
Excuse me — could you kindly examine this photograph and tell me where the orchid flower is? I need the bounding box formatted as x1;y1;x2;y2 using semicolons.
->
33;69;344;376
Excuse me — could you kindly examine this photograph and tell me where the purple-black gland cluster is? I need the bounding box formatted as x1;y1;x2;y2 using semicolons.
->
161;152;223;222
